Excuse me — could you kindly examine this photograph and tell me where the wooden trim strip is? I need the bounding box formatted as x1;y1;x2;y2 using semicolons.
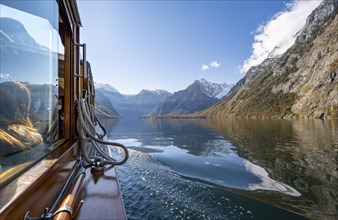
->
0;141;79;219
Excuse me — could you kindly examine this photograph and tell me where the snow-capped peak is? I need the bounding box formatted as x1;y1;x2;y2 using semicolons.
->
95;82;119;93
195;78;233;99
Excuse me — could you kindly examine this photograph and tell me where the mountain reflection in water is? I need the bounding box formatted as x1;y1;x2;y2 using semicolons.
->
100;119;337;220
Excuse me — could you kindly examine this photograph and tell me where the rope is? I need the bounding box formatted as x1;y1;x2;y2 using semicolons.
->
76;99;129;166
95;116;106;139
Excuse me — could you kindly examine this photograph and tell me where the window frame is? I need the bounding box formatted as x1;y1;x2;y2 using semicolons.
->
0;0;82;218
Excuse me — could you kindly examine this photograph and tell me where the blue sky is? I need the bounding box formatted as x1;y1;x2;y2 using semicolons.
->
77;0;321;94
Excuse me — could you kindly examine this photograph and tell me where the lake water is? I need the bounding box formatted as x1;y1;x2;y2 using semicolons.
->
100;119;338;220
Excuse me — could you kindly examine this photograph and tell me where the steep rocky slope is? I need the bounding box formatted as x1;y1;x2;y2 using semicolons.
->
199;0;338;119
95;89;121;118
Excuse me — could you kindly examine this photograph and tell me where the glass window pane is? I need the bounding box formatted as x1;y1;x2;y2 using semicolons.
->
0;1;62;178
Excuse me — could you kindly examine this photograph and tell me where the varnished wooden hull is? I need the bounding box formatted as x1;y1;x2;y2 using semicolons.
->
0;141;126;219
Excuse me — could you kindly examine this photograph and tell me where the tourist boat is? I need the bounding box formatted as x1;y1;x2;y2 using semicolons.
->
0;0;129;219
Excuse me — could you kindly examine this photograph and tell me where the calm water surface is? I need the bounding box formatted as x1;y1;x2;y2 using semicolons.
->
101;119;338;220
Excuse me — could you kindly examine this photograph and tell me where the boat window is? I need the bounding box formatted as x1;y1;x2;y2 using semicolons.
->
0;1;63;183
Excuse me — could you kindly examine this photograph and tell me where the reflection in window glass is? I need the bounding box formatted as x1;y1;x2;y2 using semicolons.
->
0;1;62;177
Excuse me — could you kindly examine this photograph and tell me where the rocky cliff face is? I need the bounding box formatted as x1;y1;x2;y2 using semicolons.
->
225;58;275;98
200;0;338;119
295;0;337;44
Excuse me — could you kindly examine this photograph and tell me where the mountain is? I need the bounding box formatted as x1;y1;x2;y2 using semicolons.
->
95;78;234;118
1;18;52;84
121;89;172;117
0;17;40;47
198;0;338;119
94;83;123;118
130;89;172;108
95;86;171;118
148;79;233;116
194;78;233;99
95;89;121;118
94;83;119;93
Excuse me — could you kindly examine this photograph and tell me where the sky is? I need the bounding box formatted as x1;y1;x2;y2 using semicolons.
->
77;0;321;94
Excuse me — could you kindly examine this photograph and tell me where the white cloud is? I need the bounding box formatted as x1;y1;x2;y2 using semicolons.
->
210;61;221;68
0;73;14;80
201;64;209;71
201;61;221;71
240;0;322;74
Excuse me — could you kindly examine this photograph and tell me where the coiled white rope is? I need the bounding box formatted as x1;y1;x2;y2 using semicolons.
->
76;99;129;166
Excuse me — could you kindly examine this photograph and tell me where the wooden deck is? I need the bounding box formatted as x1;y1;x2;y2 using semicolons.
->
76;166;126;219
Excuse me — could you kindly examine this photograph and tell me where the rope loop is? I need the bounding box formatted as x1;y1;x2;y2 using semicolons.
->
76;99;129;166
